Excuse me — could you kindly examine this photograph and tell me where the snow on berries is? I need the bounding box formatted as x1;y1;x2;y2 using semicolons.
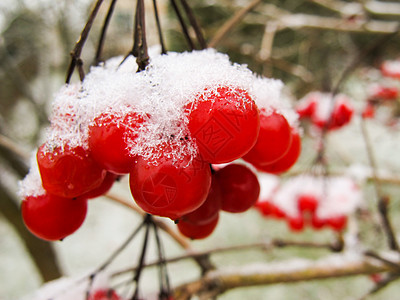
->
255;175;362;232
19;49;301;241
296;91;354;130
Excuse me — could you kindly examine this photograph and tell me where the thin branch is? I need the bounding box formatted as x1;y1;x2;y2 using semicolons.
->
66;0;105;83
152;0;167;54
104;193;215;272
95;0;118;65
133;0;149;71
173;252;400;299
112;237;343;278
360;119;399;251
208;0;263;48
179;0;207;49
169;0;195;50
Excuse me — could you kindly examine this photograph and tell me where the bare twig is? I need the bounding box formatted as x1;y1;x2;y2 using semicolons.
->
173;252;400;299
94;0;118;65
66;0;105;83
360;120;399;251
170;0;195;50
179;0;207;49
208;0;263;48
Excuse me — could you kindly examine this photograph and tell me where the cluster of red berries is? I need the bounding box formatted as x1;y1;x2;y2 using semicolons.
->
255;175;361;233
296;92;354;130
362;59;400;120
256;195;348;232
20;50;301;241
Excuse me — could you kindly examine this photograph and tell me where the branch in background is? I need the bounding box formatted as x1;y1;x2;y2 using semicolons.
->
208;0;263;48
360;120;399;251
94;0;118;65
172;251;400;299
309;0;400;17
0;182;62;282
65;0;105;83
256;3;400;34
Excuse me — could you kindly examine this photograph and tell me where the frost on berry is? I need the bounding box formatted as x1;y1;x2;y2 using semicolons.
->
18;153;46;199
381;59;400;79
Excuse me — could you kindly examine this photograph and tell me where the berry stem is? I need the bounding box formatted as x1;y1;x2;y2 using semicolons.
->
152;0;167;54
169;0;195;50
131;214;152;300
152;221;171;299
94;0;119;65
65;0;105;84
179;0;207;49
133;0;150;71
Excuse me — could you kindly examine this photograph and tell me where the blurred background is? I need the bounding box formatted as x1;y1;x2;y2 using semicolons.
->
1;0;400;299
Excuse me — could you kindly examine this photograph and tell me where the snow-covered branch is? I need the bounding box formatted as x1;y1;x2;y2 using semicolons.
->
173;251;400;299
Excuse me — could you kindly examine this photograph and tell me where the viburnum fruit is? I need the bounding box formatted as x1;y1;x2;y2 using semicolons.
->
179;177;221;225
89;111;146;174
21;192;88;241
243;109;292;165
254;129;301;174
37;144;106;198
129;154;211;220
88;289;121;300
215;163;260;213
79;172;118;200
330;98;354;129
380;59;400;79
185;85;260;164
177;214;219;240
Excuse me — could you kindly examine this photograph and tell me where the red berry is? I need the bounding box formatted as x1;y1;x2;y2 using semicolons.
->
362;102;375;119
186;86;260;164
243;110;292;165
180;176;221;225
311;215;327;230
216;164;260;213
177;213;219;239
326;215;347;231
296;95;317;118
369;85;398;101
21;192;87;241
381;60;400;79
298;194;318;213
89;111;146;174
37;144;106;198
129;154;211;220
255;200;275;216
288;215;304;232
88;289;121;300
79;172;118;200
255;129;301;174
330;99;354;129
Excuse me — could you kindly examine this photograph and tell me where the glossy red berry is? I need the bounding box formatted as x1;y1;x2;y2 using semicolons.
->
88;289;121;300
298;194;318;213
129;154;211;220
89;111;146;174
255;130;301;174
21;192;87;241
177;213;219;239
327;215;347;231
79;172;118;200
330;100;354;129
180;176;221;225
186;86;260;164
288;215;304;232
37;144;106;198
216;163;260;213
243;109;292;165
